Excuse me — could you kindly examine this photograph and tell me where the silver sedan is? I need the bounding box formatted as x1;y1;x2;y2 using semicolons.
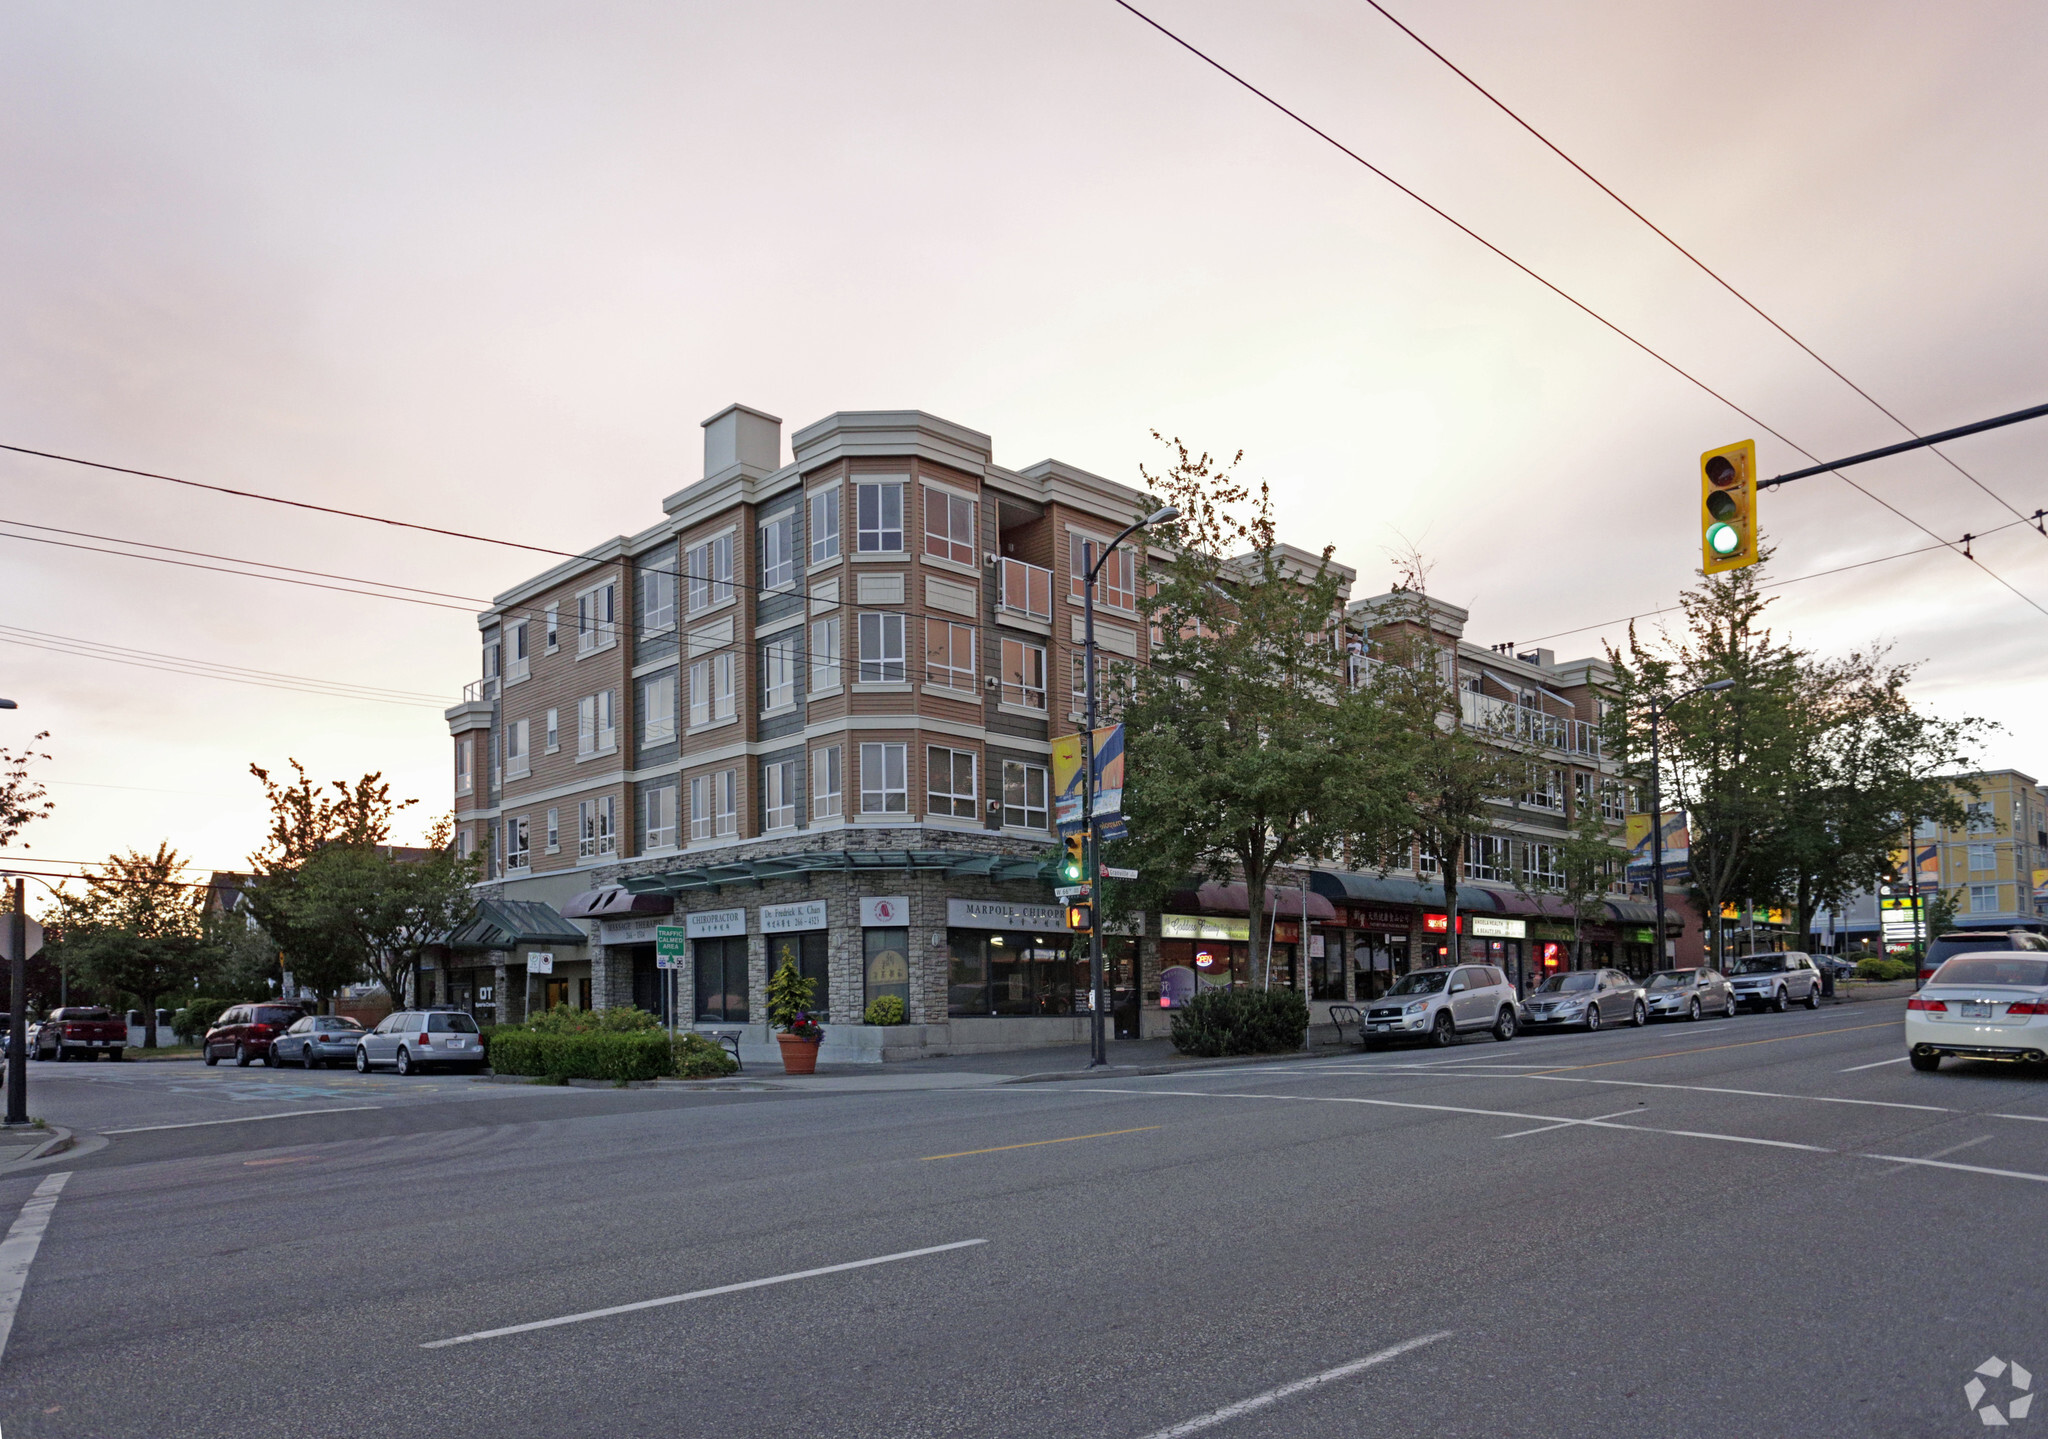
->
1643;968;1737;1022
275;1015;368;1069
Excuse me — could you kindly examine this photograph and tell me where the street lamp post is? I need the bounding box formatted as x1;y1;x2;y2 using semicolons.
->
1;697;26;1126
1083;505;1178;1069
1647;679;1734;973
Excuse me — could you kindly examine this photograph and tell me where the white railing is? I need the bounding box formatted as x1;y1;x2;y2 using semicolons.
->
999;558;1053;622
463;677;498;703
1459;691;1602;757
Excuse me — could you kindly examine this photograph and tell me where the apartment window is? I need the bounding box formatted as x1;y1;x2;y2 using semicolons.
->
545;708;559;753
856;479;905;553
858;612;907;683
689;654;736;727
455;736;473;796
1466;834;1510;882
505;718;531;779
1972;883;2000;914
1525;842;1565;890
1417;839;1441;875
577;690;616;757
543;603;559;653
1002;760;1049;830
641;556;677;634
809;486;841;565
1966;801;1995;832
1070;533;1136;611
598;795;615;853
644;783;677;851
577;582;617;655
810;616;842;692
812;745;843;819
764;758;798;831
759;513;795;591
507;816;530;870
1599;781;1624;822
1969;842;1997;872
690;770;738;840
860;742;908;814
578;800;597;857
545;807;560;854
1574;772;1594;813
924;489;976;566
686;533;735;615
927;746;977;818
456;828;474;860
1069;653;1133;719
924;619;976;691
639;671;677;747
762;639;796;712
506;622;531;683
1525;766;1565;811
482;641;500;687
1001;638;1047;710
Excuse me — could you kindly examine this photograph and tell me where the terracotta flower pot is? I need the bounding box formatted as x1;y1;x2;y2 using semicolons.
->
776;1032;821;1075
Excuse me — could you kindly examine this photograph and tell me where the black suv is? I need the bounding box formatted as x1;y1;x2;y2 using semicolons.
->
1919;928;2048;986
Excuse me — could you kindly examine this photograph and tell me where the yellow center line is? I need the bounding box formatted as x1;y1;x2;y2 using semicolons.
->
920;1126;1161;1161
1524;1021;1896;1075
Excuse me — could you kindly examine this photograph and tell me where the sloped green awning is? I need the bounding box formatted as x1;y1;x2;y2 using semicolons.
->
620;849;1056;895
447;898;589;950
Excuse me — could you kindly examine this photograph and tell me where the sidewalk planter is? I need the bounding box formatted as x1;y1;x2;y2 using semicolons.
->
776;1033;821;1075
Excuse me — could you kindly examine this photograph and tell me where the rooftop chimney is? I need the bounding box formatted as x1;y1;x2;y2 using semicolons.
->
701;403;783;482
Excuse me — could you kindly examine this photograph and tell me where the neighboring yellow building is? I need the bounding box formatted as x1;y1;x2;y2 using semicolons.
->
1918;770;2048;927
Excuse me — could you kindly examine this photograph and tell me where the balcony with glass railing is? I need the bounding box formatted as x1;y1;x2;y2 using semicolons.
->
463;676;499;703
1459;690;1603;757
998;558;1053;623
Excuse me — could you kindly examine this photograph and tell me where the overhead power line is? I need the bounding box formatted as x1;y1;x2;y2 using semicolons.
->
1355;0;2038;526
1106;0;2048;620
0;624;449;708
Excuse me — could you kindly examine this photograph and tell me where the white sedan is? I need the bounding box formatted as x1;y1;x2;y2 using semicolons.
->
1905;952;2048;1071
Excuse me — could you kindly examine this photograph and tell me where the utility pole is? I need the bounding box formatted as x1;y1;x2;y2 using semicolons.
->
7;878;26;1127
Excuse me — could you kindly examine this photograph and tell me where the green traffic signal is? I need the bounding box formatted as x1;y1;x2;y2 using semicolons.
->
1060;834;1085;881
1706;521;1741;556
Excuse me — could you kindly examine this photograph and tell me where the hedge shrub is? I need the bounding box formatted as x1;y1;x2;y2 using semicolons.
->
673;1032;740;1078
485;1029;674;1082
1855;956;1915;982
171;997;231;1045
1170;988;1310;1057
864;995;906;1026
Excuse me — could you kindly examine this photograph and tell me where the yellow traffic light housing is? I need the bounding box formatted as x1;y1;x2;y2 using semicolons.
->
1066;903;1094;932
1700;438;1758;573
1059;833;1086;884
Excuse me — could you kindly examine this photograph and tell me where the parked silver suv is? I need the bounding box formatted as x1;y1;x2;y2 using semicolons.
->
355;1010;485;1074
1725;952;1823;1011
1361;965;1519;1048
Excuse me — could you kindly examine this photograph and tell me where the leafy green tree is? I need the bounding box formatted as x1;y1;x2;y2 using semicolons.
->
1557;786;1630;969
1752;647;1981;948
45;845;218;1048
0;731;54;851
1120;438;1413;989
1612;563;1804;969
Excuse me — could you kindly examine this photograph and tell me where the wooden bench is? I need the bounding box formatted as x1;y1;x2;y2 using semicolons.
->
699;1028;743;1071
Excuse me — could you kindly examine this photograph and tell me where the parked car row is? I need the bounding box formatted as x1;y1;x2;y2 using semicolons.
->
1360;953;1832;1049
201;1006;485;1075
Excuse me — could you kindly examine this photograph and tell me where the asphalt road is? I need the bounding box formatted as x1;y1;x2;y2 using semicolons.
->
0;998;2041;1438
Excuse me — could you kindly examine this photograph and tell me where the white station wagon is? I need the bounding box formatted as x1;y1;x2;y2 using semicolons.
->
356;1010;486;1075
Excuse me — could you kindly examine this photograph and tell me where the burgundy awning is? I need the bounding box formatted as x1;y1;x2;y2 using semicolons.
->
1471;888;1578;919
1166;881;1337;921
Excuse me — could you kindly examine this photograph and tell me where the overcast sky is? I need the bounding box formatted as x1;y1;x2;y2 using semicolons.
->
4;0;2045;878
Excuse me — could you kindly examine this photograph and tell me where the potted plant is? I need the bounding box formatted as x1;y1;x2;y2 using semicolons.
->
768;958;823;1075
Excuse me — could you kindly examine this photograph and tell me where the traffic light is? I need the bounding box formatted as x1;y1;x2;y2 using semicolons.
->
1059;833;1086;883
1066;903;1094;932
1700;438;1758;573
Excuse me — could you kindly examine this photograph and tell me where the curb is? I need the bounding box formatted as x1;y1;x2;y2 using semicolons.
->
0;1126;86;1175
1001;1045;1351;1085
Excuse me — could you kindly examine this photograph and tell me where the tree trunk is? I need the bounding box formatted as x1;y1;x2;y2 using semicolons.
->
141;990;159;1048
1440;836;1460;969
1245;873;1268;991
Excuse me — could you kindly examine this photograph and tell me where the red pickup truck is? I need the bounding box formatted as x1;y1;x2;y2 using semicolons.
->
34;1007;128;1062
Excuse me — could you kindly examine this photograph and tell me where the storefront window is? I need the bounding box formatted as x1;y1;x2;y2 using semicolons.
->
695;936;749;1022
947;930;1076;1016
1157;939;1245;1007
864;927;910;1010
767;931;830;1016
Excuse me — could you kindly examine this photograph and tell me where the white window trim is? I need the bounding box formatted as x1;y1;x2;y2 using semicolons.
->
576;580;620;658
1065;525;1138;613
758;511;798;594
853;476;909;557
544;708;560;755
807;481;844;570
543;602;560;655
684;526;739;618
641;556;679;637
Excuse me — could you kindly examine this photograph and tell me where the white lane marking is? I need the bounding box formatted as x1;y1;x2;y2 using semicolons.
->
422;1239;988;1349
1072;1088;1836;1153
103;1106;381;1135
1131;1331;1452;1439
1318;1067;1955;1115
1860;1153;2048;1184
0;1172;70;1366
1840;1056;1910;1072
1992;1113;2048;1124
1496;1108;1643;1140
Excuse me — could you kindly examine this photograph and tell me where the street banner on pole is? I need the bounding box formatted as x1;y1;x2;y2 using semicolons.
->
1052;725;1125;835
